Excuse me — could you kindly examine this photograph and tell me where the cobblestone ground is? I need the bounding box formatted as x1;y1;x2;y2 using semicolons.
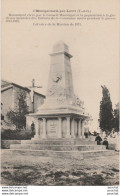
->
1;150;119;186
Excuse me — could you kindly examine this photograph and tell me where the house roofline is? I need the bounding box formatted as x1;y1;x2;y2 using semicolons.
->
1;85;13;92
1;79;30;92
12;83;31;92
1;79;45;97
34;91;46;98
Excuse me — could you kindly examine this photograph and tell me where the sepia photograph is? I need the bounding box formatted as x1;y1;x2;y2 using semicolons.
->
1;0;119;189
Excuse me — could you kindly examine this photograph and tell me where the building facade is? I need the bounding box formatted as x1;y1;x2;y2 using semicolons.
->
1;80;45;130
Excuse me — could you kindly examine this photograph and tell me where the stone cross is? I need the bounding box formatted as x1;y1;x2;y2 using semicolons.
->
29;79;42;103
28;79;42;113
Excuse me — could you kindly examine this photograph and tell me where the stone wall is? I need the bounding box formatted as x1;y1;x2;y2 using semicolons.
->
1;140;21;149
1;88;14;129
1;88;13;120
34;93;45;113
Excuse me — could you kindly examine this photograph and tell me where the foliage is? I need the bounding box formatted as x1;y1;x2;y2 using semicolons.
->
112;103;119;132
6;90;29;130
1;129;35;140
99;85;113;134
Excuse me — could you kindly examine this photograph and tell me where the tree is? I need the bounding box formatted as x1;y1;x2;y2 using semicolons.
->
7;90;29;130
1;103;4;126
99;85;113;134
112;103;119;132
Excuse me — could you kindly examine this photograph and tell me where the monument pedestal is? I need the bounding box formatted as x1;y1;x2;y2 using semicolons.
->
29;112;87;140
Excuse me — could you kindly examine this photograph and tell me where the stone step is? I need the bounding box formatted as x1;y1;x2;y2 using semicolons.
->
74;139;97;145
2;149;115;160
10;144;106;151
21;139;97;146
21;139;74;145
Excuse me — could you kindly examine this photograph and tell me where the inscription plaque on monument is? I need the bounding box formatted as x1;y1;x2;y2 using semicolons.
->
47;119;58;138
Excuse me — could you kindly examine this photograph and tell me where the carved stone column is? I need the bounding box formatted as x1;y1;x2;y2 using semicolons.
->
71;118;75;138
58;117;62;138
66;116;71;138
41;118;46;138
78;119;82;138
34;118;40;139
81;120;85;139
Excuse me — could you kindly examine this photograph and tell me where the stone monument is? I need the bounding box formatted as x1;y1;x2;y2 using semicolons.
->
10;41;114;159
27;41;89;140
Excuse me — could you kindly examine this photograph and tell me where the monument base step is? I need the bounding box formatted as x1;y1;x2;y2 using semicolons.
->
9;137;111;159
10;144;106;151
2;149;115;159
21;139;97;146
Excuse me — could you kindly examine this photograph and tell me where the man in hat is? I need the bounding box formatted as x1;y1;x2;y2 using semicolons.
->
103;137;109;149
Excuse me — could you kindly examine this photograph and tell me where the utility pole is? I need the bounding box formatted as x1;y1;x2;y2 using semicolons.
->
28;79;42;112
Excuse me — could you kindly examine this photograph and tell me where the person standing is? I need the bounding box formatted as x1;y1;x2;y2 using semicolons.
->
103;137;109;149
95;133;102;145
31;121;35;132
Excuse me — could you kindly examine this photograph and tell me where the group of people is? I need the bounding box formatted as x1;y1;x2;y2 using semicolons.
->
95;133;109;149
95;132;119;151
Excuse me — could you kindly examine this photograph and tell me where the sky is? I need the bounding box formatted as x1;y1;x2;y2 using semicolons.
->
2;0;119;131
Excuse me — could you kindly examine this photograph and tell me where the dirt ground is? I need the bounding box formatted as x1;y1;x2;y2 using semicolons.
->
1;150;119;186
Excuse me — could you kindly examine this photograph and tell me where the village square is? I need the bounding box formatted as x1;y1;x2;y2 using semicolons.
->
1;41;119;186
